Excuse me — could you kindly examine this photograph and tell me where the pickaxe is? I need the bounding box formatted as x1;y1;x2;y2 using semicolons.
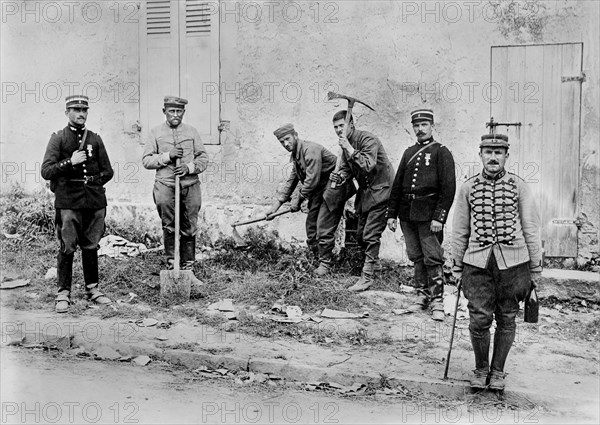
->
327;92;375;188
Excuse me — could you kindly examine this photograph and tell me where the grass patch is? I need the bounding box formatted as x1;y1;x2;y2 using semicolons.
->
1;190;416;345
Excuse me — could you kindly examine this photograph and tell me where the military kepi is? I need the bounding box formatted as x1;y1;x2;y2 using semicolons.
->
411;108;434;124
65;95;89;109
273;123;295;139
480;133;509;148
164;96;188;108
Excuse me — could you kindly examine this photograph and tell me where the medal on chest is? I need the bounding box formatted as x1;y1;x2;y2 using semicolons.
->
86;144;93;157
425;153;431;166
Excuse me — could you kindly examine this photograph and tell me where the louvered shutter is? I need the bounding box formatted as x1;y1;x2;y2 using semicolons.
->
140;0;220;144
179;0;220;143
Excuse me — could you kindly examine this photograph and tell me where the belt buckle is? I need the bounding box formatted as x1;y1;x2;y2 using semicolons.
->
408;194;416;200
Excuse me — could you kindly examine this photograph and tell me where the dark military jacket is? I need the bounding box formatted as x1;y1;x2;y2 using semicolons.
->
277;139;337;202
338;128;395;213
387;138;456;223
41;125;113;209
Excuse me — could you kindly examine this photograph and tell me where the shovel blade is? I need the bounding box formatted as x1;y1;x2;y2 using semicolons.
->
159;269;193;305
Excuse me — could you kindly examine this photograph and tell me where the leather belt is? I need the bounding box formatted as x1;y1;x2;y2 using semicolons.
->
66;175;99;183
402;192;437;200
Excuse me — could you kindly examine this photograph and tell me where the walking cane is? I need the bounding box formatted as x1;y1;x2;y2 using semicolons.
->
443;278;462;380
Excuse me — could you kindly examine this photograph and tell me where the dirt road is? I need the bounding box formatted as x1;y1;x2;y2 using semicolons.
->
2;346;597;425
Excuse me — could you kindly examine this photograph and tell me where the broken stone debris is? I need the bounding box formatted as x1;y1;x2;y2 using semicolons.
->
320;308;369;319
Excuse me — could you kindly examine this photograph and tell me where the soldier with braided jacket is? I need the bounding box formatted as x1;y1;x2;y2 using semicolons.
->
450;133;542;391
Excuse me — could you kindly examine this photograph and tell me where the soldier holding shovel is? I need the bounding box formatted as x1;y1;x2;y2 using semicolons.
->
142;96;208;274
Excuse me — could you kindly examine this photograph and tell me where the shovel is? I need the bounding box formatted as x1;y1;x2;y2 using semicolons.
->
160;159;193;305
231;208;292;249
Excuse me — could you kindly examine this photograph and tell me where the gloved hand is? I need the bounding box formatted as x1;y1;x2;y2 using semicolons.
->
169;146;183;160
290;195;304;213
452;270;463;282
531;271;542;289
329;172;346;185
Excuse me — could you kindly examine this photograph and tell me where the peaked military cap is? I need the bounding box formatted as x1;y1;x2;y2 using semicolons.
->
164;96;188;108
65;95;89;109
410;108;434;124
273;123;296;139
480;133;509;148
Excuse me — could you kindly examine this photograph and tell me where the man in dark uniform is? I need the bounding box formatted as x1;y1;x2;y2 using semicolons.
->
142;96;209;271
329;111;395;291
266;124;342;276
41;95;114;313
387;109;456;321
451;134;542;390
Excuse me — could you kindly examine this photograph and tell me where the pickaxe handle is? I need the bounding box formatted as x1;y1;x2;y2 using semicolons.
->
331;101;354;189
232;208;292;227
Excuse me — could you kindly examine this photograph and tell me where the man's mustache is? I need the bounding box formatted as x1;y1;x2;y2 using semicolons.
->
417;132;425;136
488;161;499;165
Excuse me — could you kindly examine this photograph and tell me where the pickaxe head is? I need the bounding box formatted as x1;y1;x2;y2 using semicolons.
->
327;91;375;112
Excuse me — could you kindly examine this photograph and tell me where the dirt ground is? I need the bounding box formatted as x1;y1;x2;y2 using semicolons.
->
5;346;597;425
1;277;598;424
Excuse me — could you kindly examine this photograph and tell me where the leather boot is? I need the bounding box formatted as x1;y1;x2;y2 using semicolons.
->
490;329;515;383
470;330;491;389
426;264;445;320
373;260;382;278
425;264;445;302
82;249;99;287
314;259;332;277
57;251;74;294
348;263;374;292
181;236;196;270
409;261;428;311
309;244;320;266
163;230;175;269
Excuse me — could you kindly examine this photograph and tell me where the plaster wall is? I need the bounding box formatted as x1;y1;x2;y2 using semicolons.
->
1;0;598;262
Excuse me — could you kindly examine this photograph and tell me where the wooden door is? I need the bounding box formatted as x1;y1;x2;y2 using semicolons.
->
140;0;220;144
490;43;583;257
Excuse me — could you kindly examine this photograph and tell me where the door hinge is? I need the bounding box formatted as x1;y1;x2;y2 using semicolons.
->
562;72;586;83
551;217;583;228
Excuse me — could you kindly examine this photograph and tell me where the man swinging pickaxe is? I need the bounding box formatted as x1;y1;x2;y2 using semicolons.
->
327;92;375;188
326;92;395;292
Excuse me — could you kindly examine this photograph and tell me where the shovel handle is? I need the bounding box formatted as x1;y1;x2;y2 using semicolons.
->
232;208;291;227
174;159;181;278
